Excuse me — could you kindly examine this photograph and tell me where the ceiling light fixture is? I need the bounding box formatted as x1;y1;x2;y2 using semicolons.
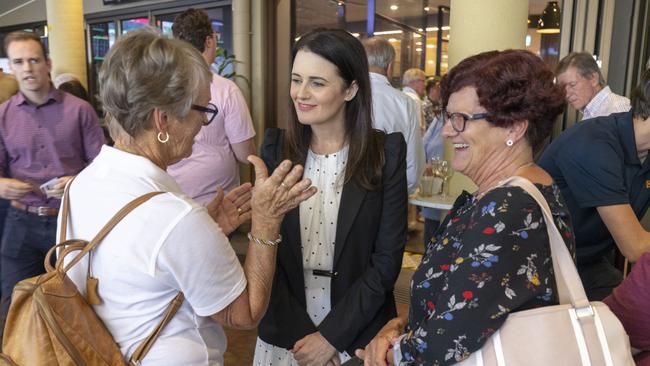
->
537;1;561;34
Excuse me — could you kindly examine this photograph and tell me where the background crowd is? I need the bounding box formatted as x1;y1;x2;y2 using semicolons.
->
0;7;648;366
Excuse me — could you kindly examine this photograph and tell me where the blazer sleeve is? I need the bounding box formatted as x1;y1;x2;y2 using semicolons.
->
318;132;408;351
258;128;319;348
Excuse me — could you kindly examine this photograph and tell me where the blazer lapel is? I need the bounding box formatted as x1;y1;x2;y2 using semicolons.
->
333;180;367;267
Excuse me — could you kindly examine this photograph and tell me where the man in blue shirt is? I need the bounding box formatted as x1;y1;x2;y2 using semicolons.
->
539;69;650;300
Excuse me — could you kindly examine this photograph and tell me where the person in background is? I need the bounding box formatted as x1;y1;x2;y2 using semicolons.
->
63;28;316;365
422;78;442;130
0;31;105;321
363;36;424;194
539;68;650;300
169;8;256;206
401;68;426;103
556;52;630;120
0;65;19;323
421;77;446;246
54;73;90;102
358;49;573;365
603;252;650;365
255;28;407;366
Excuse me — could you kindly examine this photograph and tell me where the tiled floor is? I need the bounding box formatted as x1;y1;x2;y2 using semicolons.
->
223;222;425;364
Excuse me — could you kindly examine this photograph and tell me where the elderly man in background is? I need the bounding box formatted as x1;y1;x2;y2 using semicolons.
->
169;8;256;206
540;68;650;300
0;31;104;319
556;52;630;120
363;37;424;194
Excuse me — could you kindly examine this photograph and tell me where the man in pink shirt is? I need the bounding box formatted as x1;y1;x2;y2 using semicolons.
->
168;8;256;205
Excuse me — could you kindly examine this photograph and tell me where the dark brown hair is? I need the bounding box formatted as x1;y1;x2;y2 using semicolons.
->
288;28;383;190
632;68;650;120
4;31;47;59
58;80;89;102
172;8;213;53
441;49;566;151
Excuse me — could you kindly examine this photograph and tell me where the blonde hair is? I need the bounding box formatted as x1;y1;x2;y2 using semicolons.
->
98;27;210;138
402;68;426;87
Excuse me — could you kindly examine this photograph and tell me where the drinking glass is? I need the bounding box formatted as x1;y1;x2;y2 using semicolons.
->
439;161;455;198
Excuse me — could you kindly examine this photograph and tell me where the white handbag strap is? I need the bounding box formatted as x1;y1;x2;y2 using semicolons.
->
500;176;590;309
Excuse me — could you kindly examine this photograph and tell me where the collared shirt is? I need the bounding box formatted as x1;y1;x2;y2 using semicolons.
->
582;86;631;120
62;145;246;365
539;111;650;264
168;73;255;205
0;87;105;208
369;72;424;193
402;86;421;105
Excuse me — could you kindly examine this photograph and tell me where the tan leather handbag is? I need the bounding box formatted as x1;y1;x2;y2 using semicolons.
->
456;177;635;366
1;190;184;366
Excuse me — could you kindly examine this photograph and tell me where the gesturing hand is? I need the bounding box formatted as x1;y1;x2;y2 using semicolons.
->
206;183;252;235
248;156;317;228
292;332;338;366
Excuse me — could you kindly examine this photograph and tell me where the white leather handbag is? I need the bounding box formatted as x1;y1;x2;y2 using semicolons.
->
456;177;635;366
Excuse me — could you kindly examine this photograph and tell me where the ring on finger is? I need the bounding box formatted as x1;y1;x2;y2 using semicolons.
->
237;208;243;214
280;182;288;189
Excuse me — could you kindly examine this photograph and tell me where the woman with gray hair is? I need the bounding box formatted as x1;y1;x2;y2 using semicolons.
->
59;28;317;365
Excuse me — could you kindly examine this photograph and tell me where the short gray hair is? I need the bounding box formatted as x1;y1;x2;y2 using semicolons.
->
99;27;211;138
402;68;425;86
362;37;395;70
555;52;606;86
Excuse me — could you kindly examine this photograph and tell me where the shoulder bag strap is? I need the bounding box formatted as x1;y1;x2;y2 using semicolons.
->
61;191;165;273
128;292;185;365
501;176;590;309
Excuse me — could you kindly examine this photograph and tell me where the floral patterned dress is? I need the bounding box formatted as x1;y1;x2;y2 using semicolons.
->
399;184;576;365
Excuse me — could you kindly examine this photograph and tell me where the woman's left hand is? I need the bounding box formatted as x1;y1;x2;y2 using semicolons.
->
292;331;337;366
206;183;252;235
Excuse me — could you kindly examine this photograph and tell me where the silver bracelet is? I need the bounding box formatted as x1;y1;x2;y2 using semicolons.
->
247;232;282;247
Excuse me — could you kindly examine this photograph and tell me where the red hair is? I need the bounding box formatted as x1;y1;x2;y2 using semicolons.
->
442;50;566;151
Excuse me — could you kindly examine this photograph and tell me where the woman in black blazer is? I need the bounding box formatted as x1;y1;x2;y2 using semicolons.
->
253;28;407;366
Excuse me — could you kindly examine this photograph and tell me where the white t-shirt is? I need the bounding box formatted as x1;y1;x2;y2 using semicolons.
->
59;145;247;366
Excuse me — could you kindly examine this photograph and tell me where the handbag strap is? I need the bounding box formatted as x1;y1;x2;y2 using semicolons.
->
500;176;590;309
60;191;165;273
128;292;185;365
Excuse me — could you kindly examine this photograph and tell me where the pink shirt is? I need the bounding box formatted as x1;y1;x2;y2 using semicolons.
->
168;73;255;205
603;252;650;365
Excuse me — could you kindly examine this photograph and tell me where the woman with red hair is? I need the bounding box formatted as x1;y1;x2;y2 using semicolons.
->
358;50;575;365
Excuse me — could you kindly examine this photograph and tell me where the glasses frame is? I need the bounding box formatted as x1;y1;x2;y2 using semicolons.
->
191;103;219;126
443;110;489;133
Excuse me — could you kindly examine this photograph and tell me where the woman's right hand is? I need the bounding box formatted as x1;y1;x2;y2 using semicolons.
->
248;155;317;229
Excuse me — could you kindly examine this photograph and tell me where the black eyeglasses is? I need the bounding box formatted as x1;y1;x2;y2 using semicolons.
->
191;103;219;126
443;110;488;132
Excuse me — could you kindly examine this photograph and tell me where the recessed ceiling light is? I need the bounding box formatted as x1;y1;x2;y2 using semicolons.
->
424;6;430;11
390;5;398;10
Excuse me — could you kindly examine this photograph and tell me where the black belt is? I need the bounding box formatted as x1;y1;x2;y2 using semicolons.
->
312;269;337;277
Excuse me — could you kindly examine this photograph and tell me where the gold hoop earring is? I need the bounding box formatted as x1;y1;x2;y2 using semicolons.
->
157;131;170;144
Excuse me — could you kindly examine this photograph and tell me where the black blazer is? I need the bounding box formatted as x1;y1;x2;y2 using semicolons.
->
258;128;408;355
